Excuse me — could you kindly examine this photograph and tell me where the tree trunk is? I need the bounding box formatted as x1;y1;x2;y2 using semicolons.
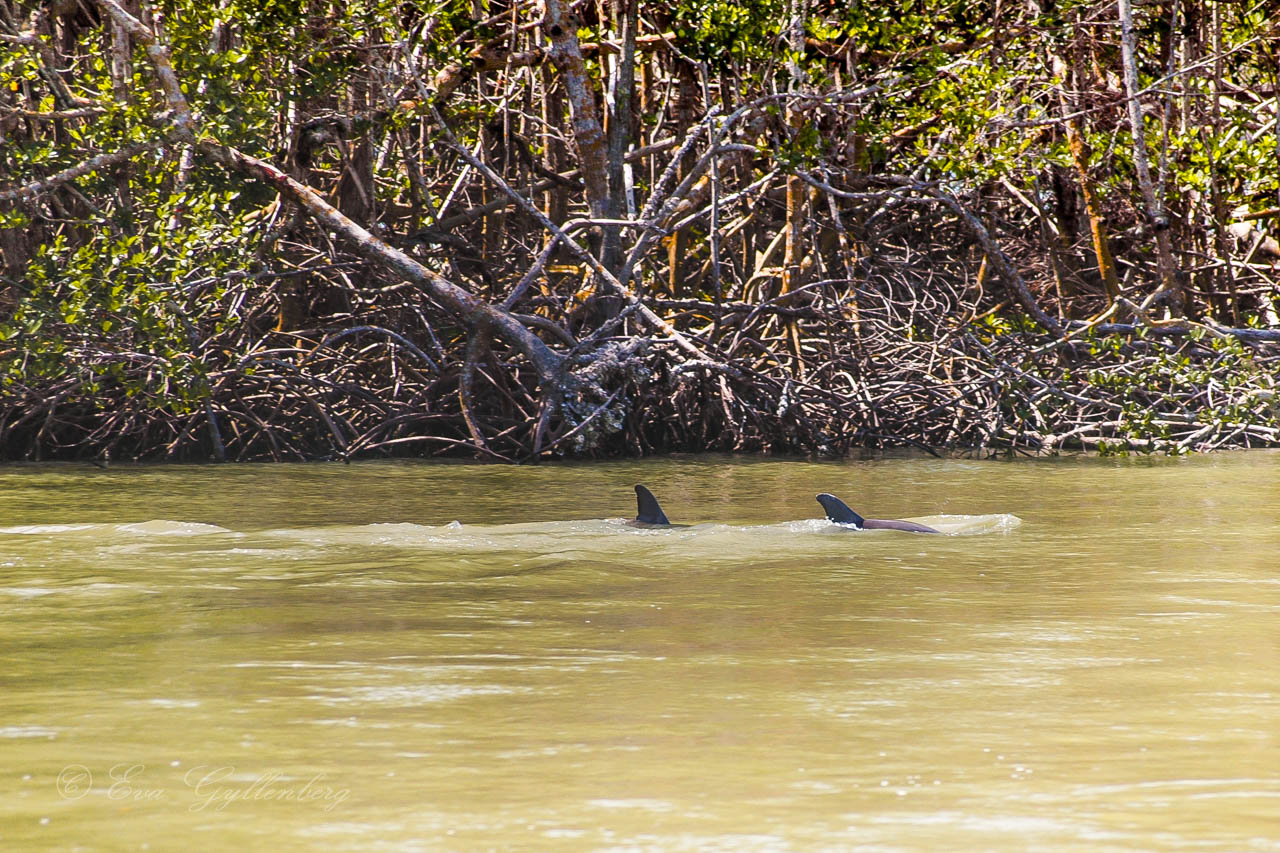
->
1117;0;1183;314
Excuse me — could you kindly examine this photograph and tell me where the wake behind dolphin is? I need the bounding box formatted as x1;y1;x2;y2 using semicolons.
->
815;493;941;534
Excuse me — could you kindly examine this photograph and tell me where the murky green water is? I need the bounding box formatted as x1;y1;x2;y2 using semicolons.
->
2;454;1278;851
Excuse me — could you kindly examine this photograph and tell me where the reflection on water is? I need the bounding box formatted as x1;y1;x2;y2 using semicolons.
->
0;454;1278;850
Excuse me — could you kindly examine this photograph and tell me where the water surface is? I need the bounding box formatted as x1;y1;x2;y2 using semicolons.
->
1;455;1277;850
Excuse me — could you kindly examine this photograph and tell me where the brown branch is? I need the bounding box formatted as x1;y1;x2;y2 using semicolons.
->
198;137;566;384
93;0;195;135
541;0;611;221
460;322;508;460
0;140;164;202
885;177;1063;336
431;138;675;232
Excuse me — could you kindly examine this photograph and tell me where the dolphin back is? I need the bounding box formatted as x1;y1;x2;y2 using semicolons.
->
816;493;939;533
816;493;865;527
862;517;941;534
634;484;671;525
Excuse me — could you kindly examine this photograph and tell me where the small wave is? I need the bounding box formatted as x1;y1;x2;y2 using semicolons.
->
924;514;1022;535
0;524;97;535
0;520;232;537
114;520;232;536
253;514;1022;561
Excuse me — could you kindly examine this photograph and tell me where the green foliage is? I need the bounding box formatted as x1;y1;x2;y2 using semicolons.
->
1077;334;1280;452
771;113;825;168
671;0;785;68
2;183;258;415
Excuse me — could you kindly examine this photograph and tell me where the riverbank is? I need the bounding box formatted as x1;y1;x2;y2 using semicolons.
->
3;301;1278;462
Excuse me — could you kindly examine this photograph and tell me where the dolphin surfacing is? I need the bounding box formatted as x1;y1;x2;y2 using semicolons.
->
815;493;940;534
632;484;676;527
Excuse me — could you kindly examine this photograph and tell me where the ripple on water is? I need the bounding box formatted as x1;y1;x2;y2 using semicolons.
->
0;726;58;739
305;683;532;707
1;581;156;600
587;798;677;812
0;587;56;599
136;698;202;709
863;811;1089;837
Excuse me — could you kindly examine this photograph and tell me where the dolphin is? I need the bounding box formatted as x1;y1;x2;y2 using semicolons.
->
631;484;685;528
815;493;941;534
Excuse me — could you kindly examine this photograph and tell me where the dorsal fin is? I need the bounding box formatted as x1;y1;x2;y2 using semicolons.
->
816;493;865;527
634;484;670;525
